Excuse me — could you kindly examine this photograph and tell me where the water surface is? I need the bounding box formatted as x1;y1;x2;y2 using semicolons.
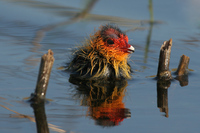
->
0;0;200;133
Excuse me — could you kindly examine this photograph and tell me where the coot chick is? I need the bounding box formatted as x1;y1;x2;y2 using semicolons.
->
68;25;135;80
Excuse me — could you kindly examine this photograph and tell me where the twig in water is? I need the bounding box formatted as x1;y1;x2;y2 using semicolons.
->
176;54;190;76
30;49;54;103
157;39;172;80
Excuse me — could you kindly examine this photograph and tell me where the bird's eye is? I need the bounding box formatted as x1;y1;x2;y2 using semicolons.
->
107;39;114;45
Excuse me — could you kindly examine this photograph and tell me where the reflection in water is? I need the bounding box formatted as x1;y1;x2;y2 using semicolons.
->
157;73;189;117
175;75;189;87
144;22;153;64
144;0;154;64
157;79;170;118
31;101;49;133
69;76;131;127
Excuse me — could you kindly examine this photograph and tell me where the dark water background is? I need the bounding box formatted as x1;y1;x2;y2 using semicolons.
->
0;0;200;133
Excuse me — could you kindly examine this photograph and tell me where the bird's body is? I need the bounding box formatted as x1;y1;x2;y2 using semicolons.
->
68;25;135;80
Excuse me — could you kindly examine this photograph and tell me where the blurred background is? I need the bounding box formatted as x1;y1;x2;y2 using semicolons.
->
0;0;200;133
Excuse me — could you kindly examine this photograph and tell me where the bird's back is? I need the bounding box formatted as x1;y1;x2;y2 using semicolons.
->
68;48;116;80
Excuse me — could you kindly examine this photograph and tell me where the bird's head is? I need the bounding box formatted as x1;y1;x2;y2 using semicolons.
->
91;25;135;62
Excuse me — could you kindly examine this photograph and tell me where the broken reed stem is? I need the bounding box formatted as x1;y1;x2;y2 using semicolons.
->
31;49;54;102
157;39;172;80
176;54;190;76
